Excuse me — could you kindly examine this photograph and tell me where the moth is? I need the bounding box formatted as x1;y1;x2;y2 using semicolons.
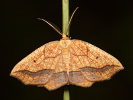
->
10;8;124;90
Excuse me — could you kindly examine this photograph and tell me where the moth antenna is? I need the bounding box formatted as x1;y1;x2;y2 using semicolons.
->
64;7;79;35
38;18;62;36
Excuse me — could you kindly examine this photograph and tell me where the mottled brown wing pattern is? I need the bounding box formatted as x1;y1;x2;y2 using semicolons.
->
43;52;69;90
10;39;124;90
83;41;124;81
10;41;63;87
69;54;94;87
69;40;124;87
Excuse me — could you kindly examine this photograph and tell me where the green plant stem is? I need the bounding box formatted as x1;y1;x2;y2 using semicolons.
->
62;0;70;100
63;86;70;100
62;0;69;37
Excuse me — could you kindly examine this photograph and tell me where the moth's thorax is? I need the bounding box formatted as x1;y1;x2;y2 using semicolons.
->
60;39;71;66
60;38;71;75
60;39;71;48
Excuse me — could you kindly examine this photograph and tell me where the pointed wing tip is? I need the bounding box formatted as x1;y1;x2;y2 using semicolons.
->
121;65;124;70
10;71;15;77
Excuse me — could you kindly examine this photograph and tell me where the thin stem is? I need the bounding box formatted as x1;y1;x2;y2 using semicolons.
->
62;0;70;100
62;0;69;37
63;86;70;100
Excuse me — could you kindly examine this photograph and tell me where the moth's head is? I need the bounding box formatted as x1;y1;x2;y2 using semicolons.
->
62;34;70;40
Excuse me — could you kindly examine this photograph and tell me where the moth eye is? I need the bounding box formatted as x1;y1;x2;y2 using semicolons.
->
34;60;36;62
66;34;69;37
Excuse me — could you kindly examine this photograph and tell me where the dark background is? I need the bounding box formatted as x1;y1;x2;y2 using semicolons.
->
3;0;132;100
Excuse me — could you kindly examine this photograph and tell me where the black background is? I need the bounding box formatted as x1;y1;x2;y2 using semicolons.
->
3;0;133;100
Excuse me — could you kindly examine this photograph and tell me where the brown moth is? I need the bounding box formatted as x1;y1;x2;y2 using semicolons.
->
10;8;124;91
